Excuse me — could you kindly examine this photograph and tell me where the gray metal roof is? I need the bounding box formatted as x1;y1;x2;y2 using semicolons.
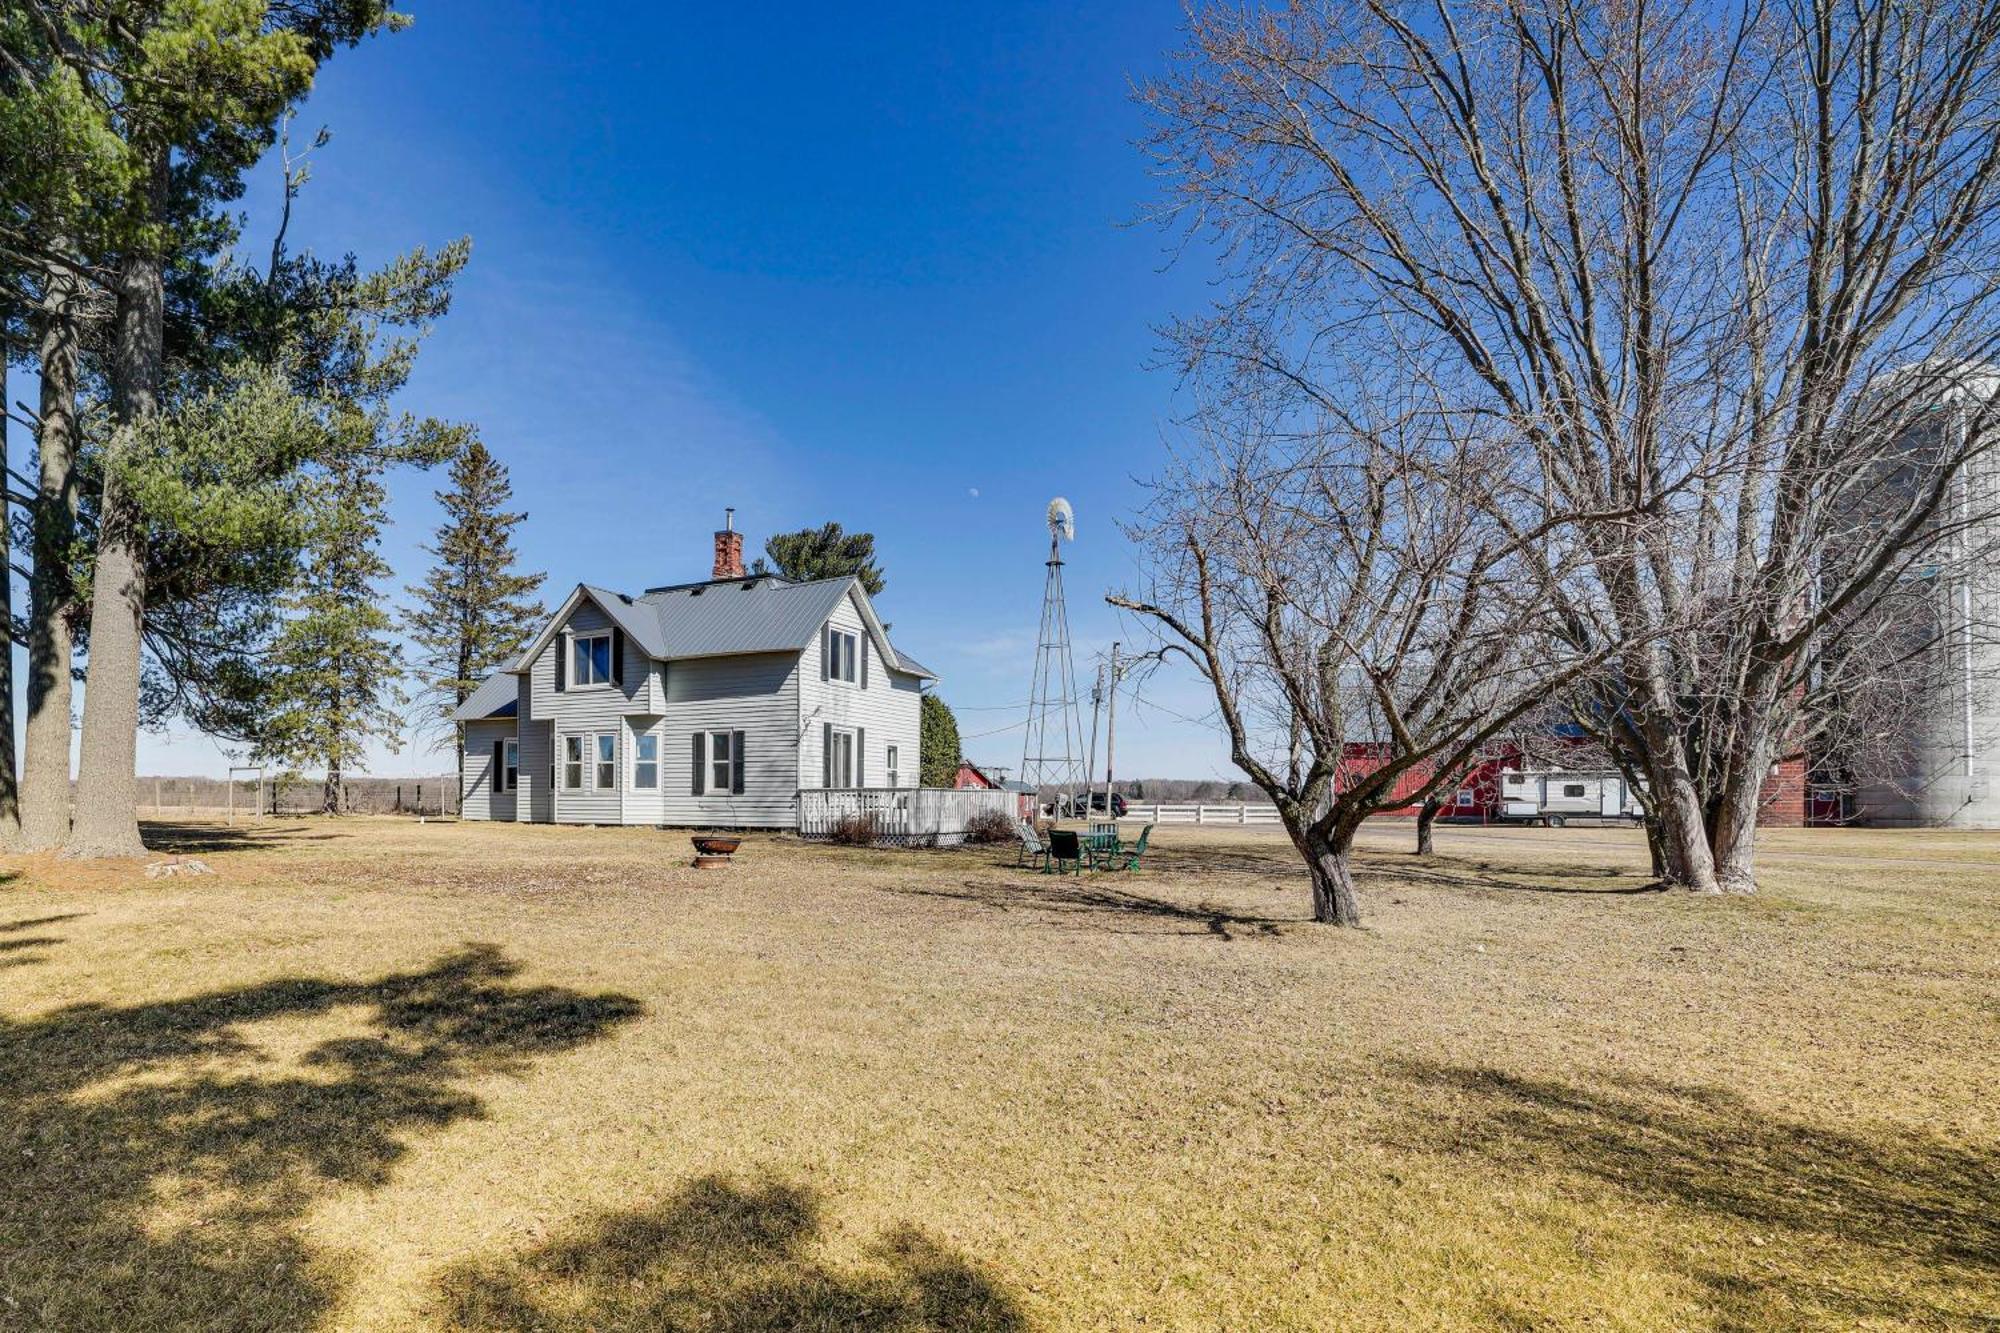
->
452;672;518;721
886;645;935;679
634;575;935;677
580;585;674;659
638;576;855;659
506;575;937;681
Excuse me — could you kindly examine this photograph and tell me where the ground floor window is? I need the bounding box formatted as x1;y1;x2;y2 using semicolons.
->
596;733;617;789
827;728;855;788
503;739;519;792
886;745;899;789
708;731;734;792
634;731;658;788
1455;789;1473;808
563;735;584;789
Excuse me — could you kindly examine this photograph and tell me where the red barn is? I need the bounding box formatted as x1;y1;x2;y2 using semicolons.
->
1337;741;1812;827
955;761;1001;790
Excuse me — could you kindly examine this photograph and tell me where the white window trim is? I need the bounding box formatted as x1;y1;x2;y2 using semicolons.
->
709;730;734;794
633;729;659;790
562;734;587;791
828;727;856;789
571;631;616;690
594;731;618;790
828;628;859;684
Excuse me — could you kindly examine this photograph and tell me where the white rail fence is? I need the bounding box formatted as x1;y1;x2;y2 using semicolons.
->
1117;801;1283;826
798;787;1020;846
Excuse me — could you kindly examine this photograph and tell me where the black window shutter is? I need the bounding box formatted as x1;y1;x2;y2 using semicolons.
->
692;732;705;795
492;738;504;791
823;723;834;787
731;731;745;794
612;628;625;685
821;627;831;681
860;635;868;688
857;727;866;786
554;637;566;692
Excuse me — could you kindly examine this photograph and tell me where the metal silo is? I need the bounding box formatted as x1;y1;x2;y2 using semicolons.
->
1836;363;2000;827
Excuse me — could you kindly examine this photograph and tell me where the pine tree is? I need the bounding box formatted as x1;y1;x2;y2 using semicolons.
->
253;454;408;813
763;522;885;595
919;693;962;788
405;440;546;793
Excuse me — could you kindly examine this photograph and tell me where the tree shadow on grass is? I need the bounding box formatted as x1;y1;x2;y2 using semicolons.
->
1376;862;1667;896
139;819;342;855
432;1173;1025;1332
0;911;85;970
0;912;86;932
889;877;1288;940
1388;1059;1998;1327
0;943;643;1330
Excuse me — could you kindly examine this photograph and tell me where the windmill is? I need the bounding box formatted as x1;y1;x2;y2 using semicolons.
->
1020;497;1087;808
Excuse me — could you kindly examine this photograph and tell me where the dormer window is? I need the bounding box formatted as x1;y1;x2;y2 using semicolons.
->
572;633;613;686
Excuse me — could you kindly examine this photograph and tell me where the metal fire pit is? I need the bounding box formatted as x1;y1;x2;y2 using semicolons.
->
691;835;741;869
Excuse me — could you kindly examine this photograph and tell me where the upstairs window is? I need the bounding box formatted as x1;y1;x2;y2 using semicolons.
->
827;629;859;683
573;633;613;686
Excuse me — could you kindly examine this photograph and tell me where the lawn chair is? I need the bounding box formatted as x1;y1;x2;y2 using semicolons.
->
1100;823;1154;872
1046;828;1088;876
1084;822;1120;868
1014;819;1050;871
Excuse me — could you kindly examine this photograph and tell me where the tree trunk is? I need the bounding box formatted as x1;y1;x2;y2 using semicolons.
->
1415;796;1440;856
0;334;17;843
68;232;163;858
1643;816;1668;879
323;765;341;815
20;270;83;850
1289;816;1363;925
1708;724;1773;895
1634;710;1721;892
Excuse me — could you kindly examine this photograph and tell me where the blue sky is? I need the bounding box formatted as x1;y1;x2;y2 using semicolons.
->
134;0;1234;782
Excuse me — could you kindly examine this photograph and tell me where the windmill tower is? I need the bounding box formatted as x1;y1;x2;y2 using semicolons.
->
1021;498;1087;805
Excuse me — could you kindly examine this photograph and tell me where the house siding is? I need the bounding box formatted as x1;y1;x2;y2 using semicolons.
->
460;719;518;822
469;579;928;831
798;590;923;791
528;599;657;825
657;652;801;827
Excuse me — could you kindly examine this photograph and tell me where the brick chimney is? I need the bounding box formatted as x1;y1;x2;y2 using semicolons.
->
712;507;744;579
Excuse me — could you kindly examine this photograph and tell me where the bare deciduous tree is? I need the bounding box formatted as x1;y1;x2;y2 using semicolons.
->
1112;403;1619;924
1142;0;2000;892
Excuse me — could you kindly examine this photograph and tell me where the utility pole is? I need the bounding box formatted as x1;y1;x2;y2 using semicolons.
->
1102;642;1120;817
1083;663;1105;818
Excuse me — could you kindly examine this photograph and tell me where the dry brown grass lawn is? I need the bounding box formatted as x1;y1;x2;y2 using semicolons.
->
0;816;1993;1331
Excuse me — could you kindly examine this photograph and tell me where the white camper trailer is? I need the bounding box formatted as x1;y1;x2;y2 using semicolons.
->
1498;769;1646;827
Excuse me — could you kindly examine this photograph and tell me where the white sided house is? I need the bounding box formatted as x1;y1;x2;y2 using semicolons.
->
456;519;937;831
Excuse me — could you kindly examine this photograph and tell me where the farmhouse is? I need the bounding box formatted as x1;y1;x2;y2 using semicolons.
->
455;516;934;828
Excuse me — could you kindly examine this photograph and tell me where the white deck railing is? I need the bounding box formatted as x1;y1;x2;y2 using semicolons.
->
798;787;1020;845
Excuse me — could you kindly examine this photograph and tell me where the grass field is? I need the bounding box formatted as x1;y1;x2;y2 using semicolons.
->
0;817;1993;1331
